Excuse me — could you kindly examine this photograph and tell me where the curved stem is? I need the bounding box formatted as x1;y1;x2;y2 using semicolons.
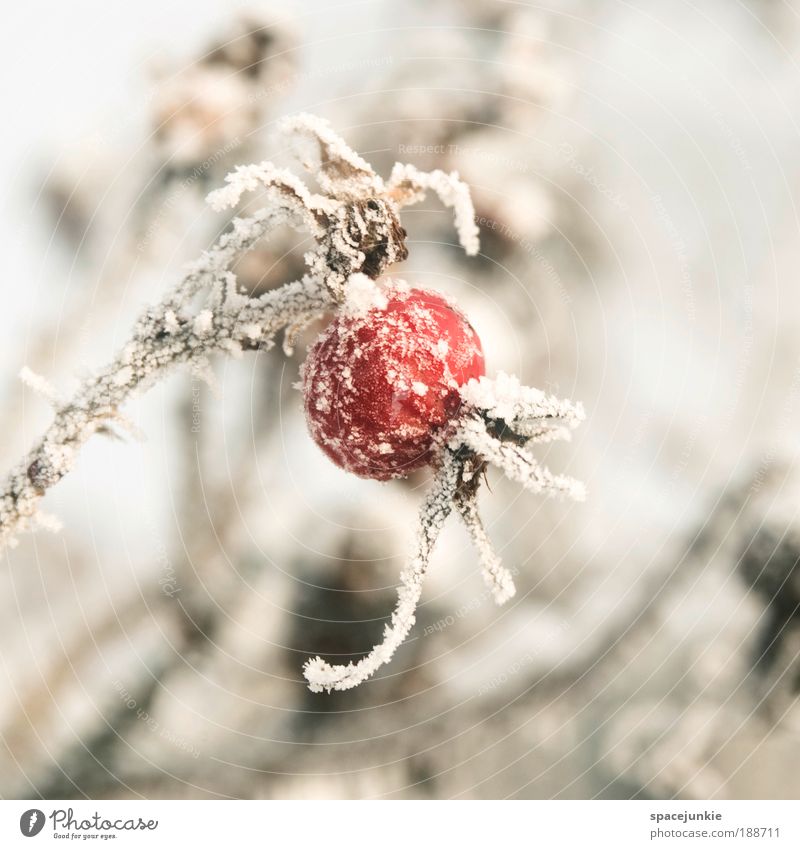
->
303;452;461;692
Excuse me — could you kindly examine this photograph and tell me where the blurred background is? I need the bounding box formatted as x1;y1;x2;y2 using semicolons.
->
2;0;800;799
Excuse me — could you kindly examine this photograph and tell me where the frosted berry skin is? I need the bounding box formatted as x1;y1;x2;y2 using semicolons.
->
302;284;485;480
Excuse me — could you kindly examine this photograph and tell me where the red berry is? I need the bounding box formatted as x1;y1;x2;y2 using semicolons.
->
302;283;485;480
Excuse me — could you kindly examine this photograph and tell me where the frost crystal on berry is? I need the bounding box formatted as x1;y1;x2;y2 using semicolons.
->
302;279;484;480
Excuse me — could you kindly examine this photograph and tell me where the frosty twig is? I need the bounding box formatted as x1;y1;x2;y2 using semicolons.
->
0;263;330;553
303;451;461;692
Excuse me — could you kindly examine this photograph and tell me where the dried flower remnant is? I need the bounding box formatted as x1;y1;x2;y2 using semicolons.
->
0;113;585;693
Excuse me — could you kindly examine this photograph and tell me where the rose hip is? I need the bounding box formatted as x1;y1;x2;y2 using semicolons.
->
302;283;484;480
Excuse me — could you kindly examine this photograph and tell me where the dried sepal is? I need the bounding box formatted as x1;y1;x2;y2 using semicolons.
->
277;113;384;197
309;197;408;300
460;371;585;442
455;415;586;501
387;162;480;255
453;372;586;501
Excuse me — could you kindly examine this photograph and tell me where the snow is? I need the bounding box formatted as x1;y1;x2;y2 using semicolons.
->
192;309;214;336
113;366;134;387
341;273;389;317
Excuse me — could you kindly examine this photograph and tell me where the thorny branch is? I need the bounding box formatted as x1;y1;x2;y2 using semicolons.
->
1;113;585;693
